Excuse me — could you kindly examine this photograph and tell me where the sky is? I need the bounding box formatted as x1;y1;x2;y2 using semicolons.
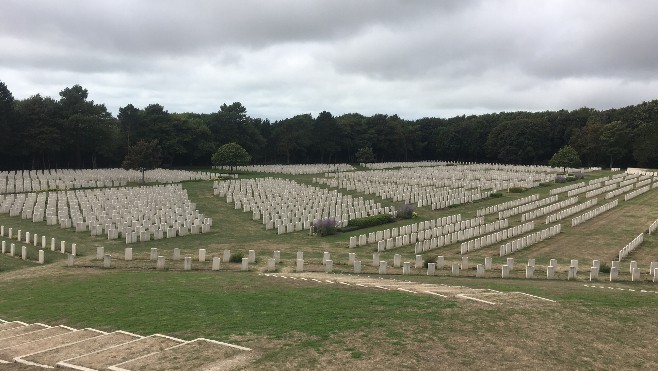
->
2;0;658;121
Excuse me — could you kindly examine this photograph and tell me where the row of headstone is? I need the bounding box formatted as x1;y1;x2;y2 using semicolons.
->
0;185;210;243
585;183;618;198
521;196;577;222
618;233;645;261
649;218;658;234
498;195;559;219
0;226;77;255
605;184;634;199
545;198;598;224
215;163;354;175
571;199;619;227
71;246;658;282
624;185;651;201
0;168;216;195
215;178;393;233
499;224;562;257
550;181;586;196
567;182;604;197
349;215;484;249
1;239;47;264
460;221;534;254
476;194;539;217
313;165;554;208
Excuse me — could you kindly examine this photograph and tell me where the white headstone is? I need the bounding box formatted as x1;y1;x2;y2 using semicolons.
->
354;260;362;274
212;257;221;271
476;264;484;278
157;256;165;270
199;249;207;262
403;262;411;275
96;246;104;260
501;264;510;278
379;261;387;275
296;258;304;272
451;263;460;276
103;254;112;268
125;248;133;261
223;249;230;262
427;262;436;276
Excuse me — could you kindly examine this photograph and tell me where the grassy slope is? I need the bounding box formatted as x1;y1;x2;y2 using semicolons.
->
0;169;657;369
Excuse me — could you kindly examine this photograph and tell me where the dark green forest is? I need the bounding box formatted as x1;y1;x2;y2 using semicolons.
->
1;80;657;170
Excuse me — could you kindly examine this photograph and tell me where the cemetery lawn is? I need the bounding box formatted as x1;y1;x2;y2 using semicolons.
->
1;169;658;369
0;268;657;369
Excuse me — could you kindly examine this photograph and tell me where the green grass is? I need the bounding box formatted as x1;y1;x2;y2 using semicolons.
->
0;271;455;342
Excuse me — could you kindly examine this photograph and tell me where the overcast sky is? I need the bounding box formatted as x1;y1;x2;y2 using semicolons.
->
2;0;657;121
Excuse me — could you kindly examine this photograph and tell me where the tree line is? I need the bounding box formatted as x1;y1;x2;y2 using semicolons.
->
1;80;657;170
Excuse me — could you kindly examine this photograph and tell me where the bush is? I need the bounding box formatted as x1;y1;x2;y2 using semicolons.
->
490;192;503;198
599;262;611;274
314;218;338;237
397;204;415;219
555;175;567;183
347;214;394;229
508;187;527;193
229;252;244;263
574;172;584;180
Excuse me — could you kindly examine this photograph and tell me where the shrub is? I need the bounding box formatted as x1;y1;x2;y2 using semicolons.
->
555;175;567;183
490;192;503;198
508;187;527;193
229;252;244;263
314;218;338;237
598;262;611;274
573;172;584;180
347;214;394;229
397;203;415;219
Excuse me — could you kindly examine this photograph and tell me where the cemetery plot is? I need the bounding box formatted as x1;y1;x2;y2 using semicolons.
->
0;328;104;363
57;334;186;370
1;318;251;370
215;163;355;174
262;273;557;307
108;338;253;371
0;184;211;243
214;177;394;232
313;164;554;209
0;168;217;194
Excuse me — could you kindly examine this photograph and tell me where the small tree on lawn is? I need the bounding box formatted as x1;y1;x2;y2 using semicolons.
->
211;142;251;172
549;145;582;173
355;146;375;163
122;140;162;183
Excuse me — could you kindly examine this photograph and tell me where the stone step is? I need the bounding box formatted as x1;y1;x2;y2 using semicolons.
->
108;338;253;371
17;330;140;368
0;325;74;361
0;321;27;332
58;334;185;370
7;328;104;366
0;323;50;340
